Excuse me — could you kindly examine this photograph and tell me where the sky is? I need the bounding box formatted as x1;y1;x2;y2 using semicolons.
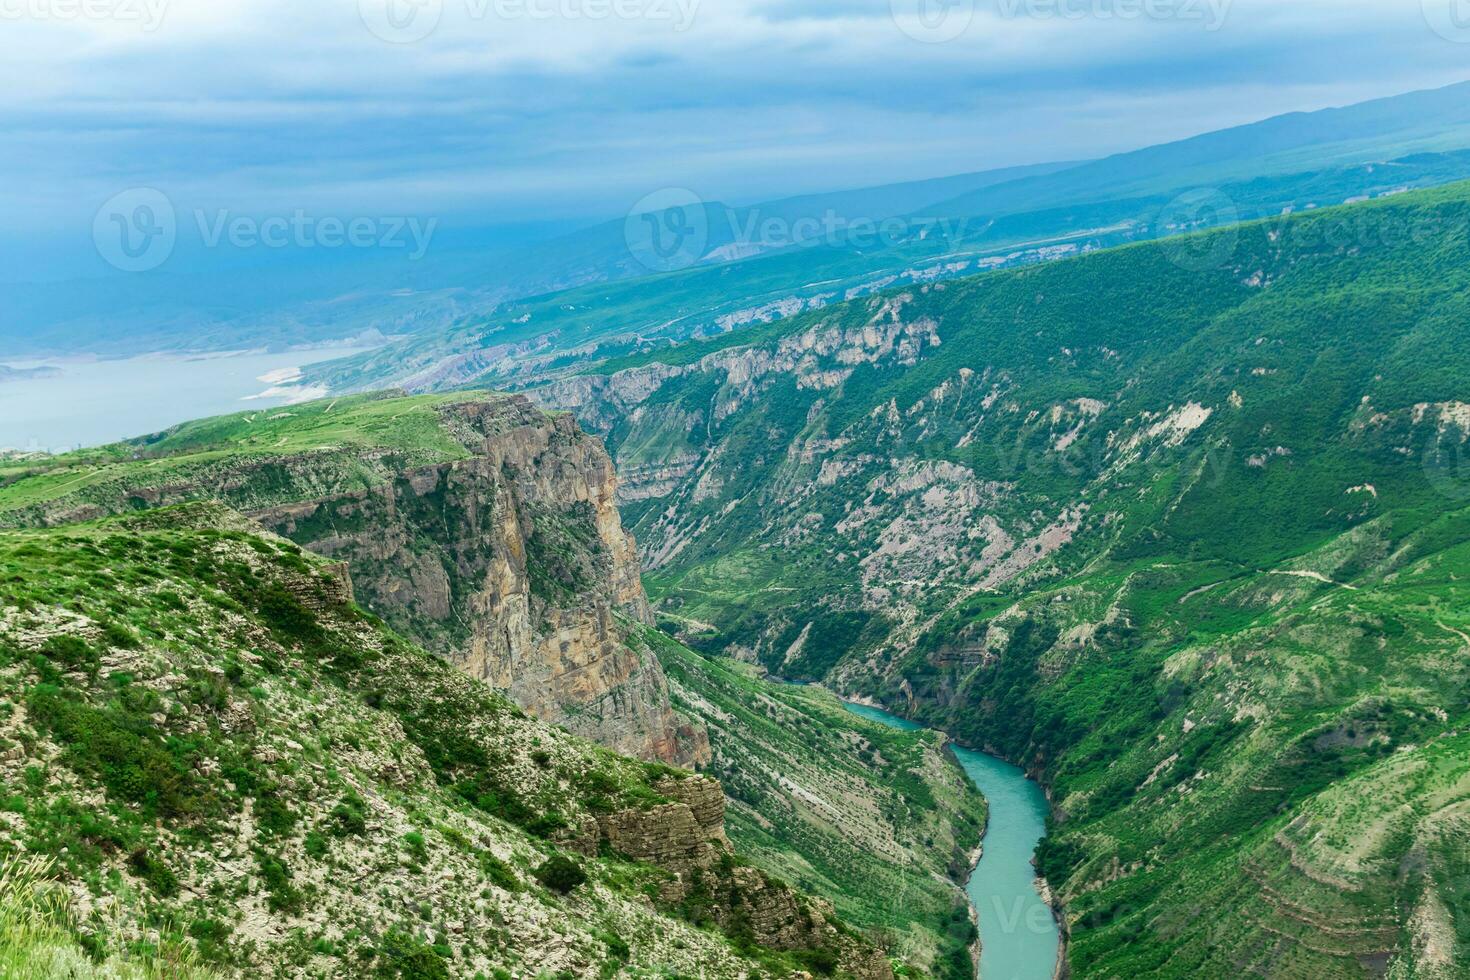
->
2;0;1469;280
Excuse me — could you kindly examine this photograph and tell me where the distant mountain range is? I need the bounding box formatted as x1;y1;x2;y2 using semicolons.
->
304;80;1470;399
9;79;1470;369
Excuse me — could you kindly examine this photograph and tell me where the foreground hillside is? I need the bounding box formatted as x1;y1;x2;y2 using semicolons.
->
531;181;1470;975
0;503;899;978
0;390;702;766
0;394;988;977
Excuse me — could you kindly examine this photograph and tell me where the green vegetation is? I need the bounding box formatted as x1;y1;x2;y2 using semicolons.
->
0;389;481;518
0;855;216;979
0;505;882;977
645;628;984;977
533;855;588;894
549;181;1470;976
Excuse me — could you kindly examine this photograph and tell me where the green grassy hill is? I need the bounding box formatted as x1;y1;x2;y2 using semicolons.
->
530;180;1470;976
0;502;905;978
0;393;994;978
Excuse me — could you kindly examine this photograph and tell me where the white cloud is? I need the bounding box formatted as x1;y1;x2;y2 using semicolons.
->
0;0;1464;269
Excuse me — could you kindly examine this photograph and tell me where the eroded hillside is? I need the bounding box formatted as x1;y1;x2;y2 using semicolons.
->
530;182;1470;976
0;391;706;766
0;503;896;978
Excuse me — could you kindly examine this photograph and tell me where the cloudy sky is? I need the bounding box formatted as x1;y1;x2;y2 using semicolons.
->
3;0;1469;279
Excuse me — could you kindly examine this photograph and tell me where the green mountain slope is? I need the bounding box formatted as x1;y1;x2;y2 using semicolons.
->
0;393;992;978
648;632;984;979
526;181;1470;976
305;84;1470;400
0;503;898;978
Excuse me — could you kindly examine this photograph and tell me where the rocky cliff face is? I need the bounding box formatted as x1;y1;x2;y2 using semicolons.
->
254;398;707;764
0;392;708;766
590;775;895;980
0;504;891;978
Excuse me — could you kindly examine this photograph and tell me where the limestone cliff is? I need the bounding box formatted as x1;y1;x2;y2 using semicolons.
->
253;397;708;764
0;391;708;765
592;776;896;980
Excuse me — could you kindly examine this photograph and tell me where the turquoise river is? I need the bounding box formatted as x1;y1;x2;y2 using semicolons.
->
843;701;1061;980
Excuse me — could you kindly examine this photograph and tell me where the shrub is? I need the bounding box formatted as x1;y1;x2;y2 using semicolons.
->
25;685;205;819
373;929;449;980
127;848;180;897
479;854;520;892
403;832;428;865
38;636;99;675
793;947;840;976
329;792;368;837
100;621;142;650
254;851;302;914
533;855;587;895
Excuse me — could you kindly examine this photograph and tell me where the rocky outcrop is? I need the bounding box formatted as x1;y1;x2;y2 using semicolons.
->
3;392;707;765
597;775;731;872
250;396;707;765
593;774;894;980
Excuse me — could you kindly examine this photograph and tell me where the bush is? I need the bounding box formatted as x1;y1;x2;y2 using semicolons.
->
329;792;368;837
403;832;428;865
38;636;99;675
373;929;449;980
479;854;520;892
25;685;205;819
793;947;840;976
127;848;179;897
254;851;302;914
533;855;587;895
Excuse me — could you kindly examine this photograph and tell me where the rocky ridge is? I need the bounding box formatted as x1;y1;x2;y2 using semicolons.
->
0;503;893;978
0;391;707;765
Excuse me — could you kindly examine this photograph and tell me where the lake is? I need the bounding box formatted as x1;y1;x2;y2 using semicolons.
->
0;348;364;453
843;701;1061;980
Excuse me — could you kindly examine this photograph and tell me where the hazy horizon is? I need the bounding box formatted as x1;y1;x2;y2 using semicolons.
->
5;0;1470;283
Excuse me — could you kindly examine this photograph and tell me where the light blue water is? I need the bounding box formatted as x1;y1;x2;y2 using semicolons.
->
843;701;1061;980
0;347;364;453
